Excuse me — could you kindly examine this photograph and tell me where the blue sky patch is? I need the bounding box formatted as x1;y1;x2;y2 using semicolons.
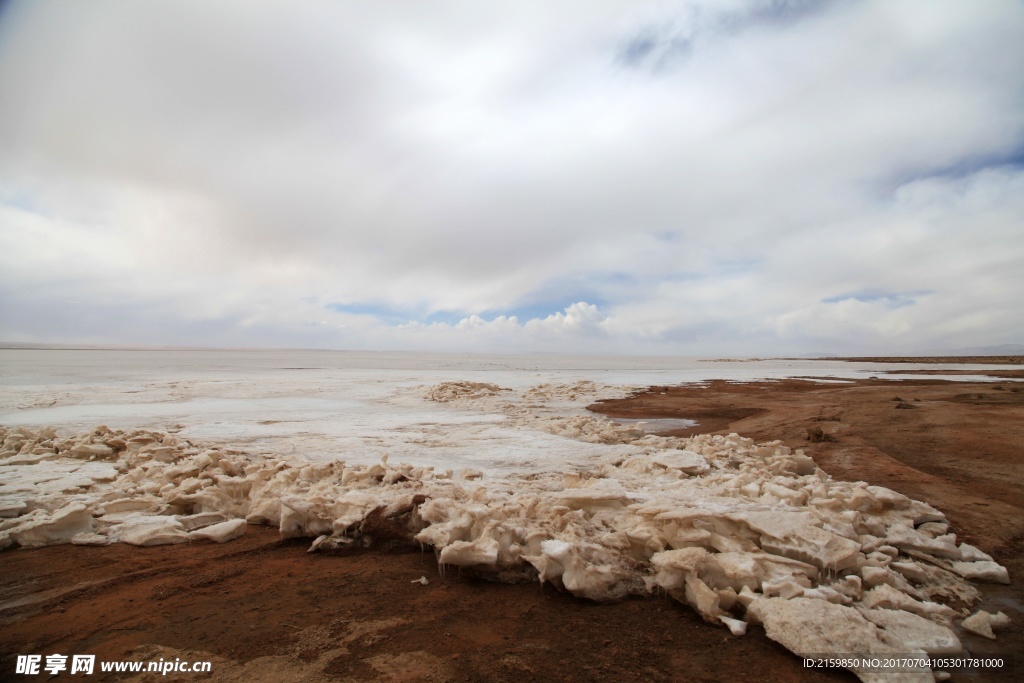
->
326;302;413;325
822;290;931;309
882;144;1024;196
1;186;48;217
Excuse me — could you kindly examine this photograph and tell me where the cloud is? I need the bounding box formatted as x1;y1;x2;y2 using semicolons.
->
1;0;1022;354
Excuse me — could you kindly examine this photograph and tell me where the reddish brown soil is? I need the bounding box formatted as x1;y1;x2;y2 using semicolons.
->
1;527;854;683
2;374;1022;682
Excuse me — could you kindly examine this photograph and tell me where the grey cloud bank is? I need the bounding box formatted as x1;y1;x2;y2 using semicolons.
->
1;0;1022;354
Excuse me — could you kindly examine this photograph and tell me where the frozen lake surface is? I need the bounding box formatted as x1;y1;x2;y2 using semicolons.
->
0;349;1013;474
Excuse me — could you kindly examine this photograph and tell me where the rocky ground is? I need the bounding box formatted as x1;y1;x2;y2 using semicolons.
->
2;367;1021;682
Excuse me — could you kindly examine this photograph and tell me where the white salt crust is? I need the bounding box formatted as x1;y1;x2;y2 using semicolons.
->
0;381;1012;683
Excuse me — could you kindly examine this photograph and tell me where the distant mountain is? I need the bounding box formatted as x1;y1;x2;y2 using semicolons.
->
792;344;1024;359
946;344;1024;356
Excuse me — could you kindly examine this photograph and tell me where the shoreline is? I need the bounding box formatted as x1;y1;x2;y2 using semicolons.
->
2;374;1021;682
801;356;1024;366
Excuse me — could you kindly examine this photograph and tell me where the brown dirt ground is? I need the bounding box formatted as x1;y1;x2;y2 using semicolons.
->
0;526;859;683
2;373;1022;682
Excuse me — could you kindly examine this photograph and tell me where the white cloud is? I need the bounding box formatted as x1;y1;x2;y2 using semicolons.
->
0;0;1022;354
382;302;613;353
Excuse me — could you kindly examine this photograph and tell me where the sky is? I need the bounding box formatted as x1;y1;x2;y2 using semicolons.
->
0;0;1022;355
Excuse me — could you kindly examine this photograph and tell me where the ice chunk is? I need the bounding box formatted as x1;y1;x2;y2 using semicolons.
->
915;521;949;537
554;490;631;510
651;547;708;590
885;525;960;560
859;566;925;600
425;381;505;402
188;518;247;543
528;539;627;600
101;497;161;514
439;538;499;567
178;511;231;531
961;611;996;639
862;608;961;654
947;560;1009;584
307;534;356;553
0;499;27;518
650;450;709;476
735;510;819;538
957;543;993;562
961;610;1011;640
889;561;929;583
759;525;861;573
279;496;332;538
699;552;762;592
684;573;723;622
860;585;956;623
989;611;1011;630
719;615;747;636
748;597;933;682
9;503;93;548
71;532;110;546
70;443;115;459
112;516;188;546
